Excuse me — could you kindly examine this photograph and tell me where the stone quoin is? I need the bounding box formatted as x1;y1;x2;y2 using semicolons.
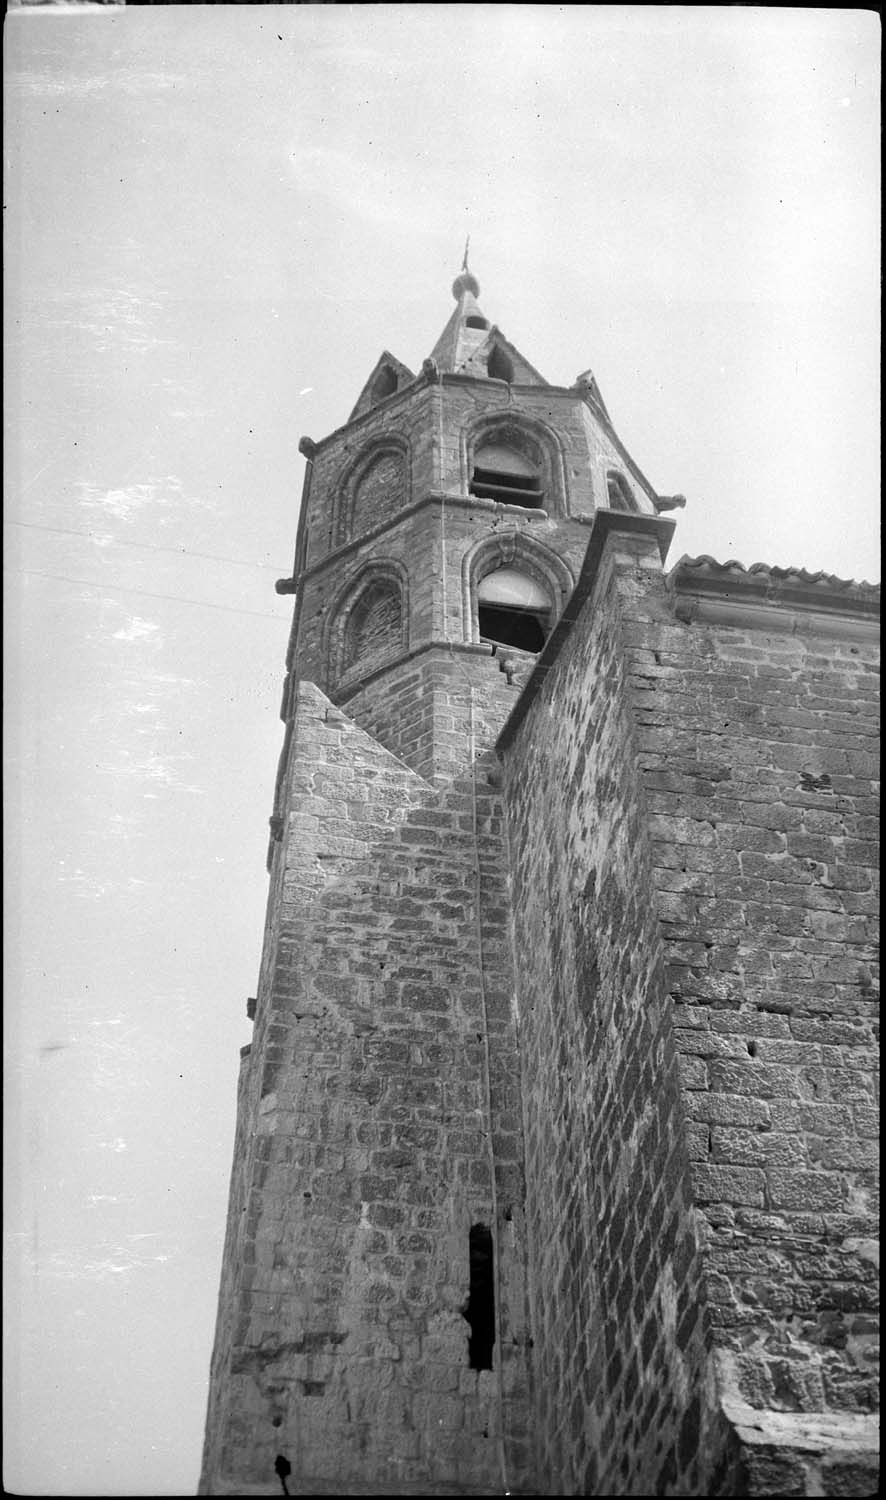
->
199;262;879;1496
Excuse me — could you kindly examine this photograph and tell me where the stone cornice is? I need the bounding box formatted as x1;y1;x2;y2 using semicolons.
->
279;492;589;593
670;555;880;636
335;639;493;704
301;371;667;514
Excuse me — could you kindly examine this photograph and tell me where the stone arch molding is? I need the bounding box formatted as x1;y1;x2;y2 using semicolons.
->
461;411;569;517
325;559;410;685
334;436;412;548
461;531;574;645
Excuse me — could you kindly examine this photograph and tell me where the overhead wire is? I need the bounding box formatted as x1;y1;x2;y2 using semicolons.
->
4;517;284;572
7;567;291;621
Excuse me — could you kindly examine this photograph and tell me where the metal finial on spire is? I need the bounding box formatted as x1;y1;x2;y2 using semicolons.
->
452;238;480;301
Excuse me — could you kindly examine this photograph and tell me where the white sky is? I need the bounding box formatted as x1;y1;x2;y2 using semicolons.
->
3;6;879;1495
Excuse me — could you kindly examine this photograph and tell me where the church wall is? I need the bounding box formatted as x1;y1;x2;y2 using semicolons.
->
200;1051;260;1491
200;681;535;1495
499;539;719;1496
339;646;518;783
205;264;879;1497
618;584;880;1488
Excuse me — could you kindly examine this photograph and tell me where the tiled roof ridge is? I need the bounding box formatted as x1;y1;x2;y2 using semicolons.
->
673;554;880;594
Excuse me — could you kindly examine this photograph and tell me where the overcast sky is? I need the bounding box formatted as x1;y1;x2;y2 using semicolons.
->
3;5;879;1495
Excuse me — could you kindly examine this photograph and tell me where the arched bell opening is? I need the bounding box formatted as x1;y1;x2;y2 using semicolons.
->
486;344;514;383
369;365;399;404
470;439;544;510
476;566;552;653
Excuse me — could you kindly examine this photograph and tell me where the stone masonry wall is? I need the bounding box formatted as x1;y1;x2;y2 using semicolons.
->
341;646;520;785
202;1050;259;1475
200;681;534;1496
499;536;722;1496
344;581;402;674
618;575;880;1493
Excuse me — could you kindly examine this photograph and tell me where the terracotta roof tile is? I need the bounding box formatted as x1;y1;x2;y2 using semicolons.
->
672;554;880;595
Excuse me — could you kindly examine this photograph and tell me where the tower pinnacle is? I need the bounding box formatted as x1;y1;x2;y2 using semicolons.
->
451;236;480;300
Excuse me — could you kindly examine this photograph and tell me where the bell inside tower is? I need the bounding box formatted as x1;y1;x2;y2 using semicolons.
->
469;441;544;509
477;566;552;652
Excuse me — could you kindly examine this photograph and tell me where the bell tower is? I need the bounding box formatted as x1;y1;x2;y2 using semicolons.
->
270;254;670;787
199;262;679;1496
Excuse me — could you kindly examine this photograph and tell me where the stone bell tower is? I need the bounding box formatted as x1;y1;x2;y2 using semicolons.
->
198;260;696;1498
267;254;673;788
202;253;879;1497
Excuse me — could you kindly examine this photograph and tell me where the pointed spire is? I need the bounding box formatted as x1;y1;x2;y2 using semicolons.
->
427;249;548;384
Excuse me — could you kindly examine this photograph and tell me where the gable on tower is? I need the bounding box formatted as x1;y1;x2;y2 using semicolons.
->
348;350;415;423
459;325;548;385
572;366;611;423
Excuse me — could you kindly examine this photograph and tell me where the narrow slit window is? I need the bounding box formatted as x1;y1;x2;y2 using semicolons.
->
463;1224;495;1371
